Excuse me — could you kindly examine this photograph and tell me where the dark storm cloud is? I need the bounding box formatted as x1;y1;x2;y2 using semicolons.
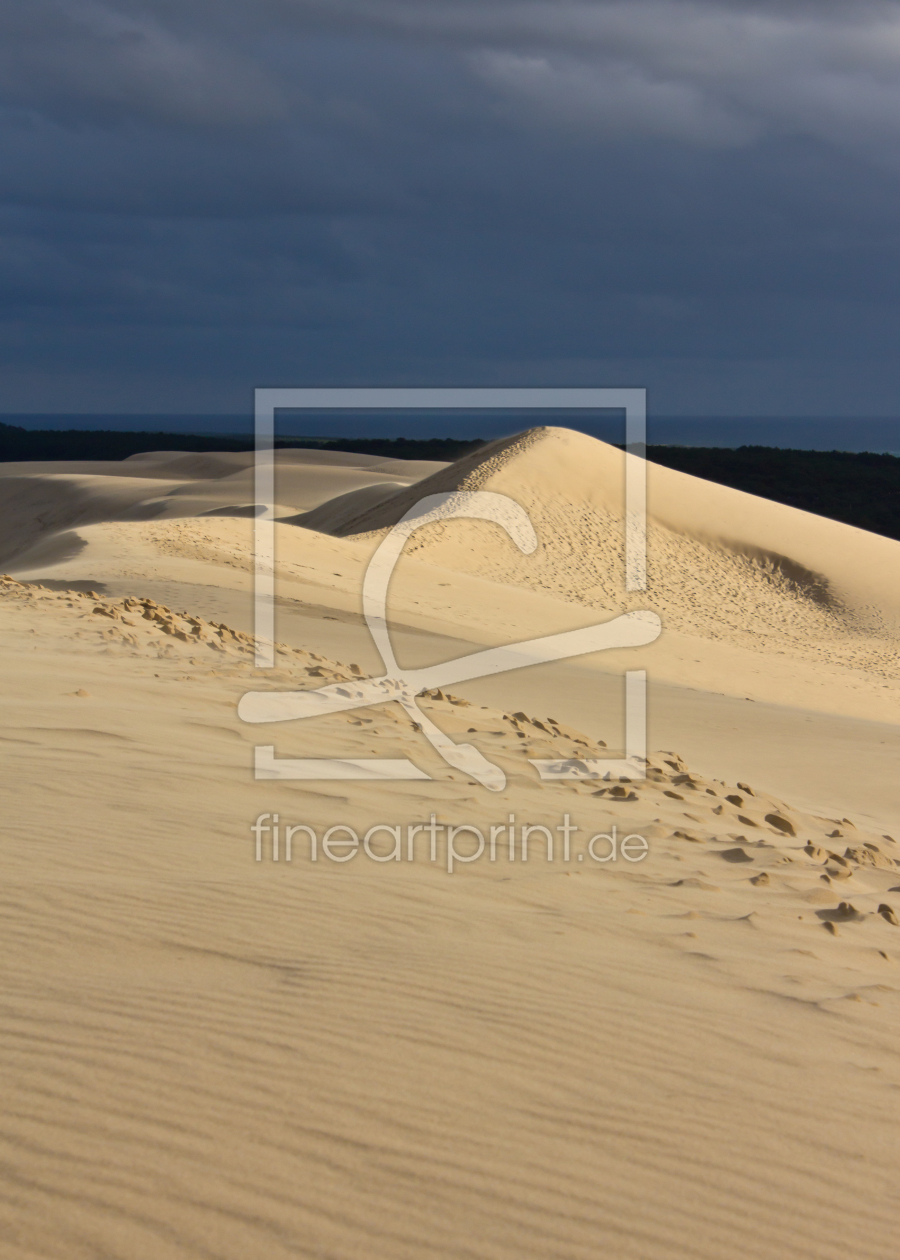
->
2;1;900;413
271;0;900;152
0;1;286;126
6;3;900;148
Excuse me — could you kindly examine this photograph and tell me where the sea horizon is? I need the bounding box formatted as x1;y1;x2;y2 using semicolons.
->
2;412;899;454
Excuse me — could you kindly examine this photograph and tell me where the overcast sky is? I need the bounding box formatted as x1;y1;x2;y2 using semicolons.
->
2;0;900;416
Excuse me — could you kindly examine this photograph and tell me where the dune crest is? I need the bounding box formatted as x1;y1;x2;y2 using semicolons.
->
324;426;900;680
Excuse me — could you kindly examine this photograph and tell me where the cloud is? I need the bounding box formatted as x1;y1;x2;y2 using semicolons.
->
0;1;287;126
250;1;900;159
3;3;900;156
467;49;759;145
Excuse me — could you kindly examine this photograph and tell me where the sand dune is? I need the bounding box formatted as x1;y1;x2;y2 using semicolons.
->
8;428;897;723
1;432;899;1259
334;426;900;637
0;447;445;572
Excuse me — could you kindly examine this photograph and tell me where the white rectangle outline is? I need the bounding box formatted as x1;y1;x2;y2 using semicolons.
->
251;387;648;779
254;746;432;781
254;387;646;668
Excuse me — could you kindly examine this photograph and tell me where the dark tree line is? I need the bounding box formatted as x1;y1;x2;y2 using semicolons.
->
646;445;899;542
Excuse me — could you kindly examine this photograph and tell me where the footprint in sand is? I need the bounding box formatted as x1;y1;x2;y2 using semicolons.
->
817;902;865;924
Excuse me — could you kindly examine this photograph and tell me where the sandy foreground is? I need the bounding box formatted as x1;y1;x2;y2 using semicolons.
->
1;427;899;1259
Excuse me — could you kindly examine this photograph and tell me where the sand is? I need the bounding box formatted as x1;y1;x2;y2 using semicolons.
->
0;430;898;1258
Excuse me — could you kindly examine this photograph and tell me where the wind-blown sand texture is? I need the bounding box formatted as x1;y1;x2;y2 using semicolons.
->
1;429;898;1259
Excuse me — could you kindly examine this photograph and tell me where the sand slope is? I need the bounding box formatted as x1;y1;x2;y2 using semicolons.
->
1;432;899;1259
1;577;899;1259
